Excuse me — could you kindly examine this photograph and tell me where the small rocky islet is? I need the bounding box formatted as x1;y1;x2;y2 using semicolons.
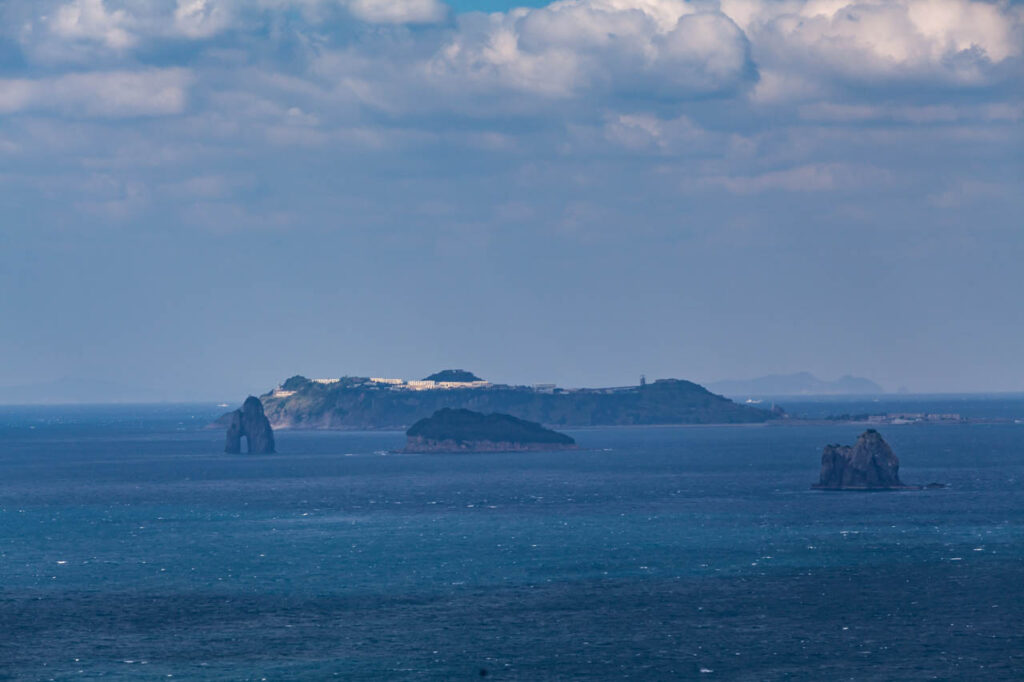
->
814;429;943;490
402;408;577;453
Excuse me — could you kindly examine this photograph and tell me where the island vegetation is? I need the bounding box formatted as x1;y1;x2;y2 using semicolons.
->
403;408;576;453
423;369;482;382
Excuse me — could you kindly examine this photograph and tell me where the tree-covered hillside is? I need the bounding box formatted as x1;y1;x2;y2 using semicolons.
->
407;409;575;445
423;369;482;382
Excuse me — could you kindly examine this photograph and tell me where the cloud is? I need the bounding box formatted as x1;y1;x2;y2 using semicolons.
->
47;0;135;49
797;100;1024;124
696;163;895;194
13;0;449;64
0;69;193;117
426;2;755;99
347;0;448;24
0;0;1019;236
173;0;234;39
927;179;1014;208
10;1;1020;103
736;0;1023;93
603;112;711;152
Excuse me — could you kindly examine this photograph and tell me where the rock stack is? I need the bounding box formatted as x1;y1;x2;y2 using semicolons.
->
814;429;906;489
225;396;276;454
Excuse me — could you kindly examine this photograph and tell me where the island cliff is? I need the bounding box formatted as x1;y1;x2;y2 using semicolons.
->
814;429;907;490
403;408;577;453
225;396;276;454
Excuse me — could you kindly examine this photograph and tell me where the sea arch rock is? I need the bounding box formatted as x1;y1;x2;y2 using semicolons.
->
225;396;276;454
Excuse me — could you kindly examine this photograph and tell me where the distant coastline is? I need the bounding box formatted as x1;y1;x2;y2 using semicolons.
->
709;372;884;397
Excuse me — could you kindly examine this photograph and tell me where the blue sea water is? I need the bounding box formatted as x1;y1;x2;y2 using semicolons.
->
1;403;1023;680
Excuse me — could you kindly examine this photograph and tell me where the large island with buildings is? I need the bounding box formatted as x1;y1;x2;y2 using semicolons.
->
242;369;778;430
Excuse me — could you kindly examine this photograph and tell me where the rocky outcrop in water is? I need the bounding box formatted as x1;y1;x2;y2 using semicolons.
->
402;408;576;453
225;396;276;454
814;429;906;489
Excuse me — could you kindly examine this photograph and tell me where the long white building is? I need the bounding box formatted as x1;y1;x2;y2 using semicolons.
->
370;377;491;391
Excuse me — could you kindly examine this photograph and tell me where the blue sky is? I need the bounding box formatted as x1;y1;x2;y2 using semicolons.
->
1;0;1022;400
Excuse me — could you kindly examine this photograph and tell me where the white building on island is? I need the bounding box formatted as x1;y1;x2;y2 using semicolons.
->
370;377;491;391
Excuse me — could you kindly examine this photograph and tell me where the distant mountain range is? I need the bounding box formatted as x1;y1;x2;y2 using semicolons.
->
708;372;884;397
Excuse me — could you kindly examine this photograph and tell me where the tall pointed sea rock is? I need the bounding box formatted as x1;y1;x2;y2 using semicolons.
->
814;429;904;489
225;396;276;454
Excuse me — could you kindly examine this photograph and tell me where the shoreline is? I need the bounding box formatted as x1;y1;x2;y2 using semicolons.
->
262;417;1023;433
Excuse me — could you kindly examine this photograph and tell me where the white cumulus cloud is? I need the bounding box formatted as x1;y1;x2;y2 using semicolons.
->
736;0;1023;94
427;1;753;100
47;0;135;49
174;0;234;39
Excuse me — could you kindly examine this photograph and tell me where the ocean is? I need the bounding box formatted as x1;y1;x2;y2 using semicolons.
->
1;400;1022;680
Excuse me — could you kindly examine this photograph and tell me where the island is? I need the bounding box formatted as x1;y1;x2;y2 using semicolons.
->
240;369;777;430
402;408;577;453
225;396;276;454
814;429;915;490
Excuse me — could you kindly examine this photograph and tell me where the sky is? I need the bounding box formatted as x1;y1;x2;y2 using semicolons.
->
0;0;1022;401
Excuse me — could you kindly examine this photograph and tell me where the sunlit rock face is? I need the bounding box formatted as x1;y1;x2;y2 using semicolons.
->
815;429;904;489
225;396;276;454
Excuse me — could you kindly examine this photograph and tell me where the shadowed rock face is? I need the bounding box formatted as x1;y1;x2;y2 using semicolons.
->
225;396;275;454
402;408;576;453
815;429;904;489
